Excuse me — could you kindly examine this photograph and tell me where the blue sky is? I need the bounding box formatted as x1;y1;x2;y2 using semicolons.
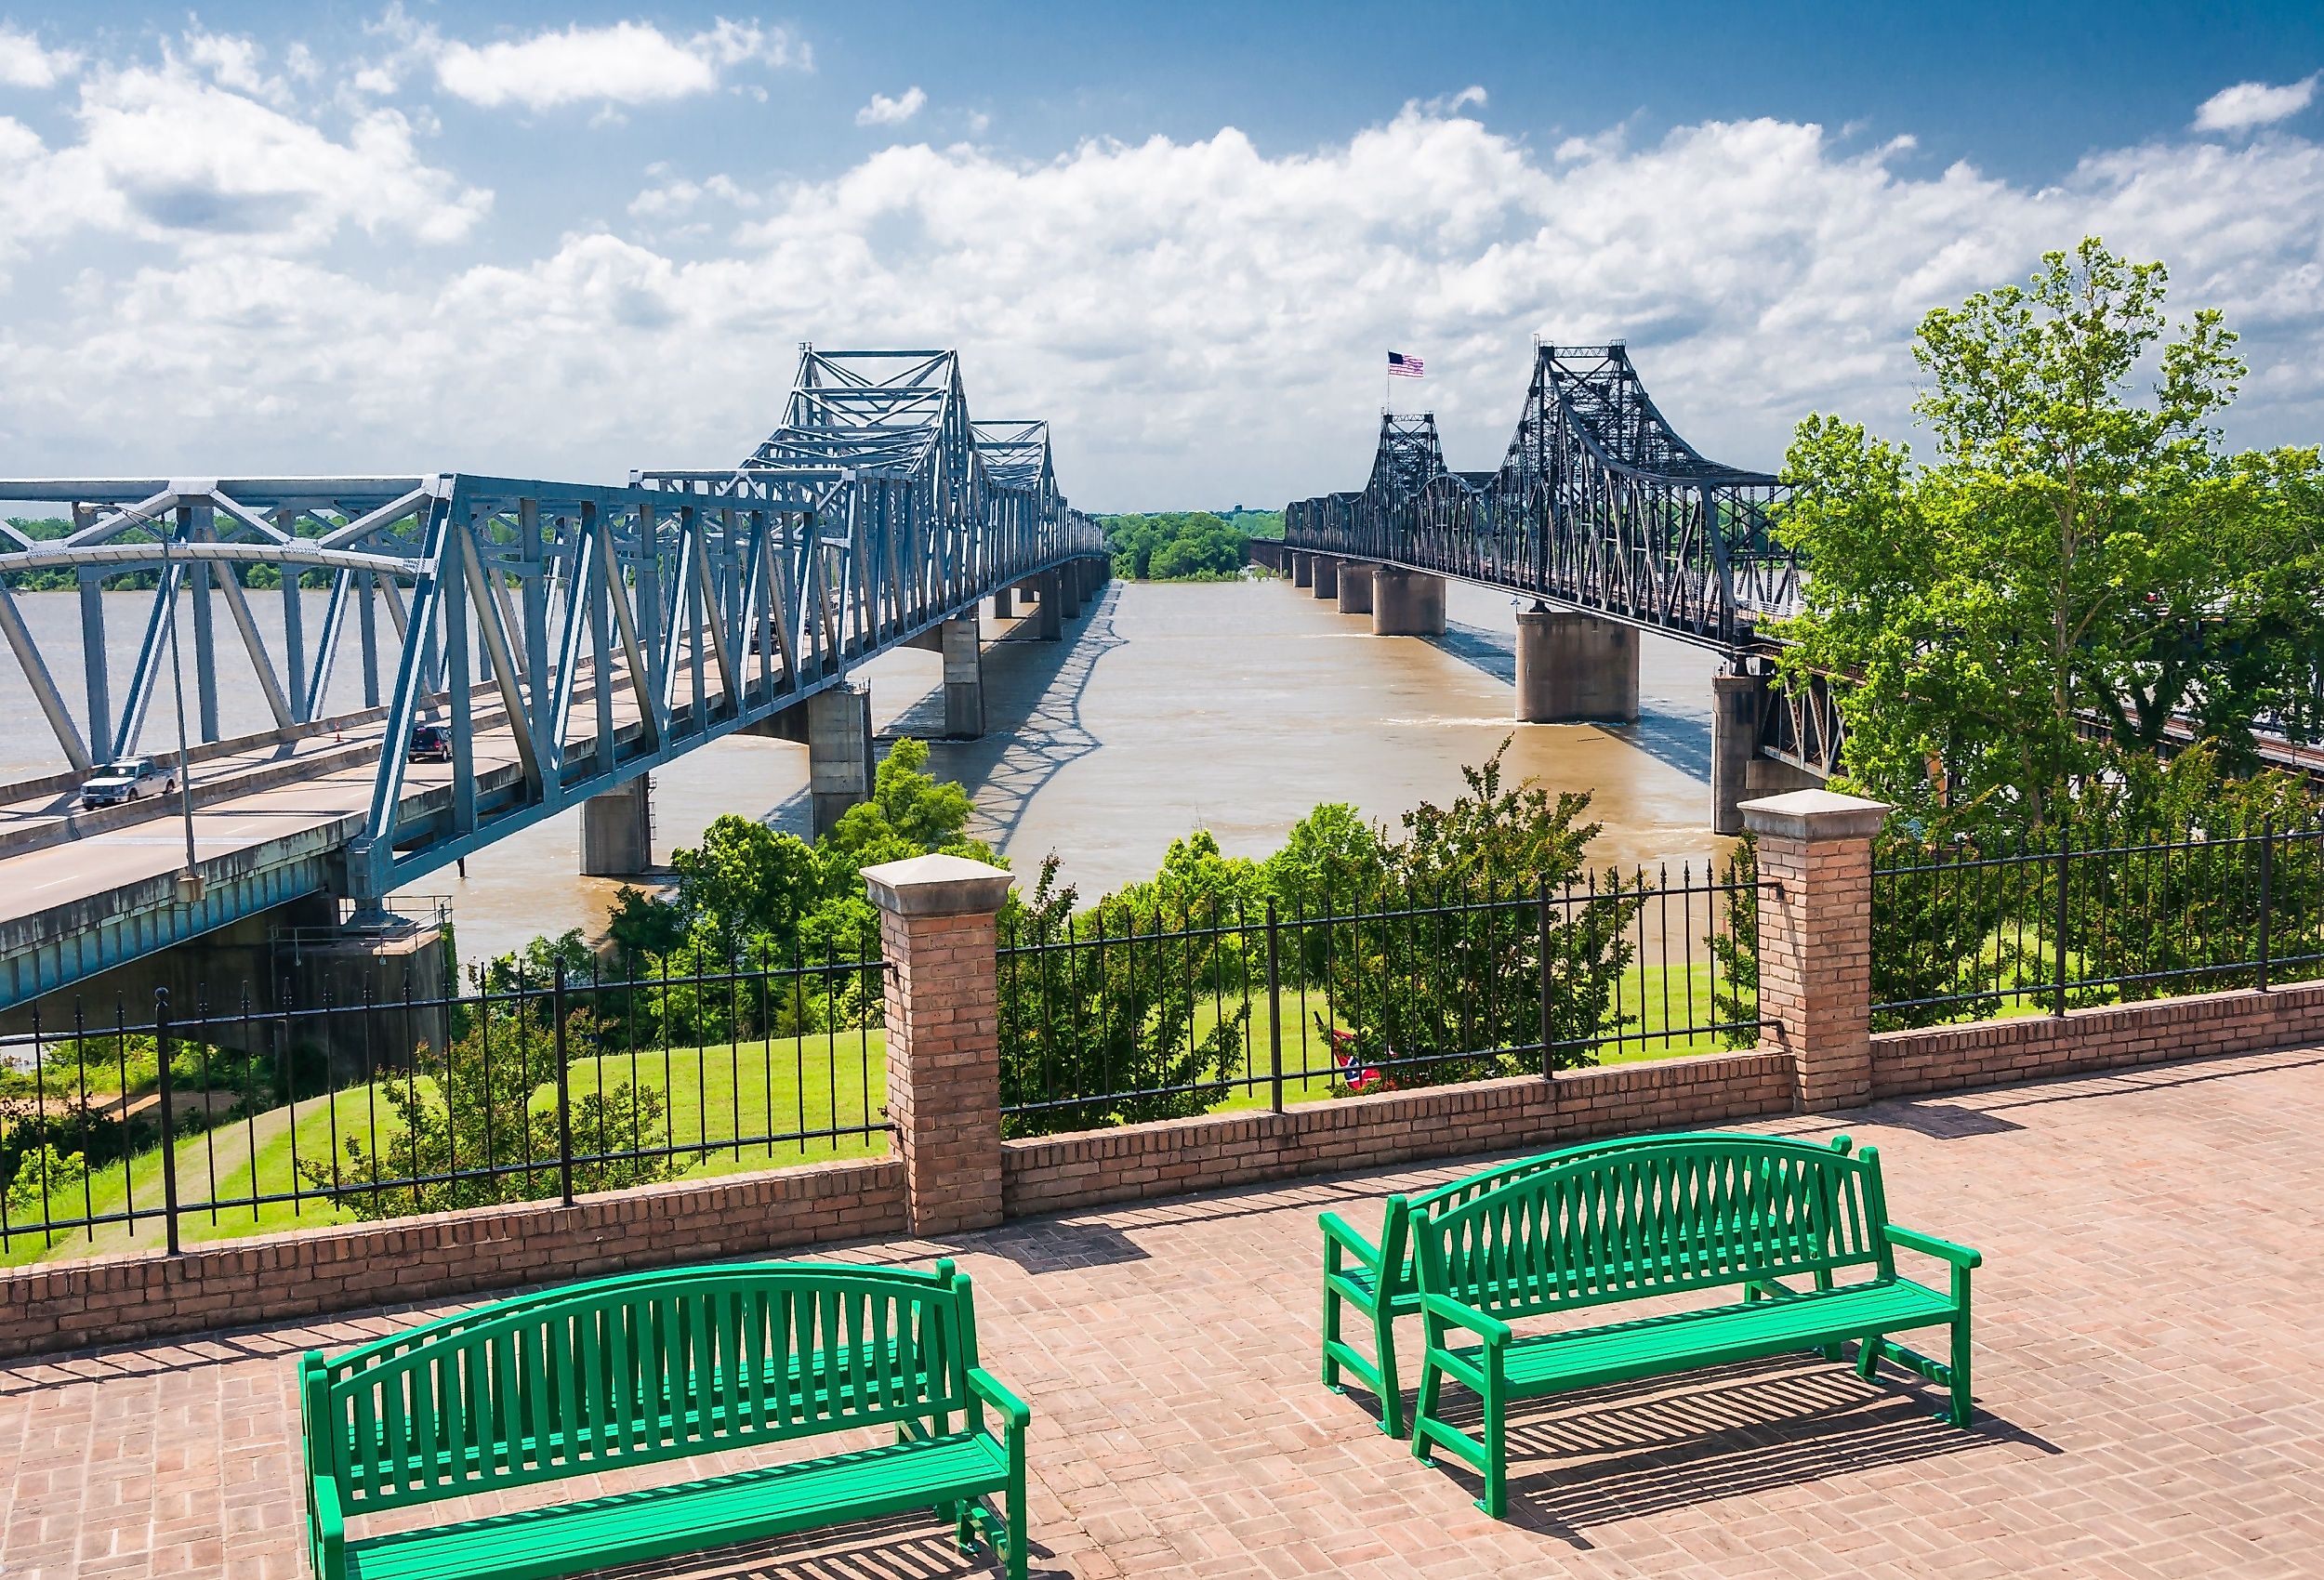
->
2;3;2321;506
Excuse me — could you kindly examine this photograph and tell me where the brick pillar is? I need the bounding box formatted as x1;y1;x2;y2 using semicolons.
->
1740;789;1889;1112
863;852;1014;1235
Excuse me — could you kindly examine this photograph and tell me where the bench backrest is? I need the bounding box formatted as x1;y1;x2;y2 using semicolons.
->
1372;1132;1853;1304
300;1260;978;1514
1413;1134;1895;1323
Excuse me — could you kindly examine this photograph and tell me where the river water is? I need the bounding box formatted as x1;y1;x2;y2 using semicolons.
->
0;578;1728;965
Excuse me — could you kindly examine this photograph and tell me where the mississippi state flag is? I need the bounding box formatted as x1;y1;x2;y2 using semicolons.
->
1388;350;1426;378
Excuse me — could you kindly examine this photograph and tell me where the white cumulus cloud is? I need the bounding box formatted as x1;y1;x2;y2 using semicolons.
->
2193;72;2320;133
0;53;489;264
428;18;807;112
0;24;79;88
2;97;2323;509
856;86;926;126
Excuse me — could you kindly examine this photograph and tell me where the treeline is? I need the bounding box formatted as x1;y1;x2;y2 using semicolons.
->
1098;511;1255;580
4;516;335;590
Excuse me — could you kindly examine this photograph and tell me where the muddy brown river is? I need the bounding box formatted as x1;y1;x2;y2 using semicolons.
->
0;576;1730;965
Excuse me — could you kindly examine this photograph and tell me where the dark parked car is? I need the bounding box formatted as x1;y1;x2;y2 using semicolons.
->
79;757;175;810
407;722;452;763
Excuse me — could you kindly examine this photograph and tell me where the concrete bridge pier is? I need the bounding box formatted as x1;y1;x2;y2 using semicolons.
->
1028;575;1063;640
1291;552;1313;588
992;585;1013;619
1514;606;1640;723
1311;556;1340;599
942;613;984;739
1711;669;1826;834
578;773;654;876
808;682;875;836
1337;562;1374;615
1080;556;1107;600
0;893;451;1080
1370;567;1446;637
1710;671;1762;836
1057;565;1083;620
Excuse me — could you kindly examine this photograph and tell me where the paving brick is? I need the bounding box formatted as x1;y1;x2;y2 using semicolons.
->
5;1044;2323;1577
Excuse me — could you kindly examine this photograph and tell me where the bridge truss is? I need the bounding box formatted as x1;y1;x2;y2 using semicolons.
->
1286;342;1837;773
1288;344;1804;651
0;348;1102;911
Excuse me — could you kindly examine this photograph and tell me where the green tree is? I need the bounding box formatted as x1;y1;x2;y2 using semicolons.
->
2;1143;87;1223
298;1008;674;1218
996;858;1248;1136
1099;512;1252;581
1775;237;2324;826
1315;744;1642;1085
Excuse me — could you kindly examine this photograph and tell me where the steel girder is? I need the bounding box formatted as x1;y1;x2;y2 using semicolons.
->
0;349;1103;911
1285;344;1804;651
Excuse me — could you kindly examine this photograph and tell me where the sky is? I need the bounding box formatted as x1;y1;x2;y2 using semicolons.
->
0;2;2320;510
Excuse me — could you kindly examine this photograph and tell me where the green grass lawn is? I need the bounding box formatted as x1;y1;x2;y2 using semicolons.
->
4;1029;892;1266
2;962;1747;1266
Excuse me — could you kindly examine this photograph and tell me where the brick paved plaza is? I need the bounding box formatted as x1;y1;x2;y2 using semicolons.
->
5;1044;2322;1579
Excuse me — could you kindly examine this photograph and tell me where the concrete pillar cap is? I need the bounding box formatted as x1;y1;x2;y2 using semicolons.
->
862;852;1014;917
1738;788;1890;841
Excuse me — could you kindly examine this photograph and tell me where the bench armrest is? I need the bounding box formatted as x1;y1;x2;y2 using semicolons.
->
1319;1211;1383;1273
968;1366;1031;1431
1887;1224;1983;1270
1419;1290;1512;1347
310;1476;347;1580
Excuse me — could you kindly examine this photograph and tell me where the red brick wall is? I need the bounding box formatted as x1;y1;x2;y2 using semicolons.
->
1871;981;2324;1098
14;979;2323;1362
1003;1050;1797;1217
0;1155;904;1362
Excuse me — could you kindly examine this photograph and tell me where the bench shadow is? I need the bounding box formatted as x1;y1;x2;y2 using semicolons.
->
1419;1354;2060;1549
975;1213;1152;1273
560;1508;1070;1579
1868;1099;2027;1139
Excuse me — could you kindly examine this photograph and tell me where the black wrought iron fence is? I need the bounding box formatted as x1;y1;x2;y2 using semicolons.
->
996;862;1763;1137
1871;822;2324;1024
0;941;886;1261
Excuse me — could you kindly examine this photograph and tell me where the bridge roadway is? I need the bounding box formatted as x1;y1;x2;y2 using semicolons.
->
0;557;1106;1016
0;347;1110;1015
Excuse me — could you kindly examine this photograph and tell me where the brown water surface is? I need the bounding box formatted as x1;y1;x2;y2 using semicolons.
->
0;578;1729;966
445;575;1728;963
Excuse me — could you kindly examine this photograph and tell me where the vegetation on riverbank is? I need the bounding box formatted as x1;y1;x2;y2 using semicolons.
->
1099;510;1266;580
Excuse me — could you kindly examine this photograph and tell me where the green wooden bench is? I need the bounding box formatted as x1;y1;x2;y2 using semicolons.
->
1408;1133;1980;1518
1319;1132;1853;1437
298;1259;1032;1580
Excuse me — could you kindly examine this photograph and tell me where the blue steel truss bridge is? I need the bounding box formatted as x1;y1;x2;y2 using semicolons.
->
0;349;1109;1012
1274;343;1832;832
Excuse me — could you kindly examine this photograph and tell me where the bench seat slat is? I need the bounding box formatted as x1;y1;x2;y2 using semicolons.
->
342;1431;1010;1580
1453;1278;1956;1395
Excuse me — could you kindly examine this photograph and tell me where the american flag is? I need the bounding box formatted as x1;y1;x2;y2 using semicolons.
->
1387;350;1426;378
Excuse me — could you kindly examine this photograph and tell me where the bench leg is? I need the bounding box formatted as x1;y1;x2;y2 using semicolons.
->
1855;1332;1882;1380
1321;1279;1345;1391
1815;1270;1844;1362
1948;1315;1974;1429
1410;1355;1445;1467
1477;1376;1508;1521
1373;1307;1405;1438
